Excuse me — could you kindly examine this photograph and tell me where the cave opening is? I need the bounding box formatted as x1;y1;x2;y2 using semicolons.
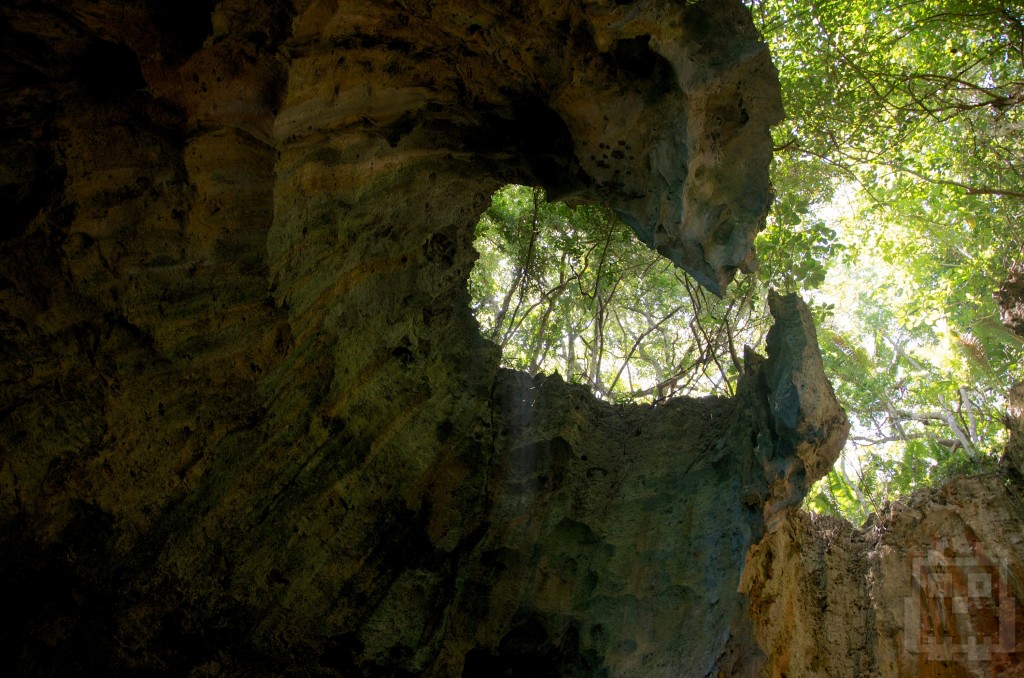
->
467;184;770;403
1;0;1021;674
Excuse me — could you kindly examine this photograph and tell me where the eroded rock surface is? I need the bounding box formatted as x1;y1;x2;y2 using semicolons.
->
0;1;839;676
743;479;1024;678
738;256;1024;677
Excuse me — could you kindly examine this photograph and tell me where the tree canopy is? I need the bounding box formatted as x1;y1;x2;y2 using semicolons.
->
468;0;1024;524
750;0;1024;522
469;185;769;401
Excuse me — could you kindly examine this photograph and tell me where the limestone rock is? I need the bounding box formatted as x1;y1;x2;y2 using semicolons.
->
0;0;847;676
760;292;850;523
743;477;1024;677
737;269;1024;678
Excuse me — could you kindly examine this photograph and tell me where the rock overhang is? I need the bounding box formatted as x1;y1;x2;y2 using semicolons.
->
0;1;837;676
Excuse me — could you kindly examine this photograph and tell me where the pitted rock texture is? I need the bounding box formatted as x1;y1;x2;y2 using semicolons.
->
743;479;1024;678
275;0;782;295
735;262;1024;678
760;292;851;524
0;1;834;676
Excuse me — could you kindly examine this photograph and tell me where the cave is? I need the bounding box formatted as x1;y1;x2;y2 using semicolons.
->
1;1;1022;676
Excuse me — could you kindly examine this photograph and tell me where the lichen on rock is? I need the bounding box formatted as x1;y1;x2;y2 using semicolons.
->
0;0;859;676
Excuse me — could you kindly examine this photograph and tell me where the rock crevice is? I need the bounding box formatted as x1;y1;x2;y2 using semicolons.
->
0;1;860;676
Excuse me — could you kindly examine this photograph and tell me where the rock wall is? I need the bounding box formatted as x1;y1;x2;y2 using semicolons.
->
738;262;1024;677
22;0;1011;676
742;479;1024;677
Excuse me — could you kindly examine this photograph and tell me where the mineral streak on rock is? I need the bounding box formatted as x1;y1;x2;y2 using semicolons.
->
0;0;847;676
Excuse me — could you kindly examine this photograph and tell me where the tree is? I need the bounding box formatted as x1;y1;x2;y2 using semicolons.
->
469;0;1024;524
748;0;1024;520
469;185;769;401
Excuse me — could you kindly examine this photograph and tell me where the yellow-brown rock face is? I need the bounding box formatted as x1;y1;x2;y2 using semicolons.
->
33;1;1024;676
739;264;1024;677
743;479;1024;678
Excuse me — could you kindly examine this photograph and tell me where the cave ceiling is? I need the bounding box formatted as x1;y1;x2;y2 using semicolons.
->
31;1;1024;676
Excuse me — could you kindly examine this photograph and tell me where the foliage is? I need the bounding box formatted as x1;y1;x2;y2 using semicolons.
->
469;185;769;401
469;0;1024;525
748;0;1024;521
